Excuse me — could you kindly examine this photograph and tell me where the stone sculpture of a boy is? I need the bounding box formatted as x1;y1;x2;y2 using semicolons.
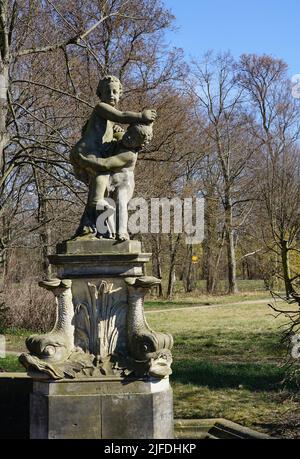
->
70;75;156;239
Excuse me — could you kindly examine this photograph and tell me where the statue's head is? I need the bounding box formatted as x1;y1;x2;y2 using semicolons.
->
96;75;123;107
122;123;153;150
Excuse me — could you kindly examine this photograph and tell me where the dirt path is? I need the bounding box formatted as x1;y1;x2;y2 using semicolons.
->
145;297;283;314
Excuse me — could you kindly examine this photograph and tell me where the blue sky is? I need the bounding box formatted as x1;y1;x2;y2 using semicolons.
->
164;0;299;77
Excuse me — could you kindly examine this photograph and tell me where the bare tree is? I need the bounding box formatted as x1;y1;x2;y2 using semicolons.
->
236;54;300;297
1;0;184;281
190;53;256;294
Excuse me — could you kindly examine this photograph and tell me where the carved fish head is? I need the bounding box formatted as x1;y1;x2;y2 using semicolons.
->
26;334;70;363
148;350;173;379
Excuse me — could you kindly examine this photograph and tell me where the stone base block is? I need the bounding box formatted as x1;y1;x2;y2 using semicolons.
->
56;238;142;255
30;377;173;439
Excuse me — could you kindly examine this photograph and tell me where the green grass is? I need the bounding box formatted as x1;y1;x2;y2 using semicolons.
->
146;301;300;437
147;302;288;362
172;360;288;391
3;329;32;353
145;291;271;311
172;383;300;434
1;289;299;437
0;355;25;373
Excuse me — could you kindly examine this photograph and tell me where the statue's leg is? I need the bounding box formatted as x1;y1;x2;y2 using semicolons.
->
116;174;135;241
73;205;95;238
89;174;107;206
72;180;97;238
107;187;117;239
91;174;114;238
72;174;111;238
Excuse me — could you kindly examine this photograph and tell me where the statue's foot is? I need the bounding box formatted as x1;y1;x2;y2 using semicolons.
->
72;225;96;240
96;230;114;240
116;232;130;241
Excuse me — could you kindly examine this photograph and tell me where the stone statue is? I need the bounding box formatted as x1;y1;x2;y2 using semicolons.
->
19;76;174;439
19;75;173;382
70;75;156;241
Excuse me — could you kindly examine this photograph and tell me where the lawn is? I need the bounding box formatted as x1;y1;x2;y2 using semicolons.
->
146;300;300;438
144;291;271;311
0;355;24;372
1;292;299;438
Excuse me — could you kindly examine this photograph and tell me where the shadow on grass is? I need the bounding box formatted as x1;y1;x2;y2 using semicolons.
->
171;360;297;391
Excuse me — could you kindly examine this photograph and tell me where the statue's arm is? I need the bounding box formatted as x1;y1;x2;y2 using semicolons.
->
78;152;136;173
96;103;142;124
96;103;156;125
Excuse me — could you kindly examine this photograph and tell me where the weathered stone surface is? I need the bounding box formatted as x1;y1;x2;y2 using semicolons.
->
19;216;174;438
30;377;174;439
20;279;78;380
72;277;128;361
49;252;151;278
32;376;169;395
101;393;153;439
153;386;174;439
31;393;102;439
69;75;156;240
57;238;142;255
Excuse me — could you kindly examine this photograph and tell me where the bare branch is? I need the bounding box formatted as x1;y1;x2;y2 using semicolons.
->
12;80;93;108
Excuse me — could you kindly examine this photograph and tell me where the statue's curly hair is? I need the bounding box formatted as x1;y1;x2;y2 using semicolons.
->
128;123;153;142
96;75;123;99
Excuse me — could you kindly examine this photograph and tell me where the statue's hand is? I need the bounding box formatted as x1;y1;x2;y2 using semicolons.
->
113;125;125;134
142;109;157;123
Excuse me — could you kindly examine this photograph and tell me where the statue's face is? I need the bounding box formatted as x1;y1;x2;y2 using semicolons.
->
122;126;153;149
101;81;120;107
122;129;143;149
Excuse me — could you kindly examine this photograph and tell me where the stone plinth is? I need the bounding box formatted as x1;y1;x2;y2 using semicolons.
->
30;377;174;439
56;238;143;255
20;237;174;439
46;239;153;364
50;238;151;278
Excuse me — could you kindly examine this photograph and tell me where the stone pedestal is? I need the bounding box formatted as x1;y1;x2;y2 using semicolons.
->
20;237;174;439
30;377;173;439
51;238;150;277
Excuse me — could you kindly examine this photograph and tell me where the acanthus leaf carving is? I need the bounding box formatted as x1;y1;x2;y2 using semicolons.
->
74;280;128;371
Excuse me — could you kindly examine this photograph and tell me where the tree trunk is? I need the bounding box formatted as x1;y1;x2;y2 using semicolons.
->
40;204;52;279
211;230;225;293
0;0;10;172
35;169;52;278
281;239;294;298
224;193;238;294
185;245;195;293
153;235;163;297
167;234;181;299
0;3;9;285
0;66;8;172
204;187;219;294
